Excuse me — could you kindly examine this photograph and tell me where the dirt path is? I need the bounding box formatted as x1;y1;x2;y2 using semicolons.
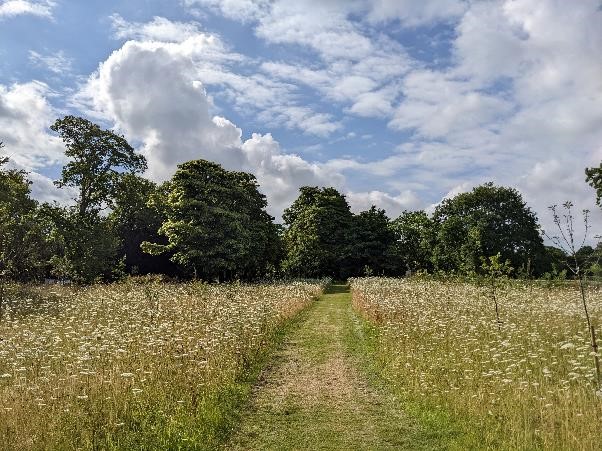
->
226;284;417;450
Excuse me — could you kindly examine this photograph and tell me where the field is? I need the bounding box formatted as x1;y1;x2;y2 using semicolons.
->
3;276;602;450
351;277;602;450
0;279;324;450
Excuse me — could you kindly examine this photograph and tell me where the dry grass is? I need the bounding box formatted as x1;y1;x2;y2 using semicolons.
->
0;279;324;450
351;277;602;450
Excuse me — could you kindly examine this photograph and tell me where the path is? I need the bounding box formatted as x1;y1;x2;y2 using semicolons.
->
226;284;418;450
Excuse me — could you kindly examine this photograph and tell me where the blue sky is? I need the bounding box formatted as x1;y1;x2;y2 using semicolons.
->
1;0;602;234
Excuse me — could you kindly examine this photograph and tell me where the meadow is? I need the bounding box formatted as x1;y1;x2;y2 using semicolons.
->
351;277;602;450
0;279;325;450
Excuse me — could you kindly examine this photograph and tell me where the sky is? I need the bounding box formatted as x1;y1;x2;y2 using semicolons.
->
1;0;602;238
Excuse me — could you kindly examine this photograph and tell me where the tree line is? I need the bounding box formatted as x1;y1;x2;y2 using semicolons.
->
1;116;601;283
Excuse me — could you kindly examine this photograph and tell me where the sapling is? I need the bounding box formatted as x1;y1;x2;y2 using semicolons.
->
480;253;513;331
545;202;601;388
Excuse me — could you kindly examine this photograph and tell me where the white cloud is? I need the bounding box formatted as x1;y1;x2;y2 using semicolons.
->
0;81;64;169
80;39;344;218
183;0;269;22
194;0;412;122
515;157;602;243
390;70;513;139
110;14;204;43
27;170;75;205
347;190;423;218
29;50;73;75
187;0;468;28
377;0;602;235
0;0;54;19
103;16;341;136
0;81;72;204
7;0;602;233
366;0;468;26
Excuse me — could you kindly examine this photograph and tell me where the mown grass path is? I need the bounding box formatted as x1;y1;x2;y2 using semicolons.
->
226;284;421;450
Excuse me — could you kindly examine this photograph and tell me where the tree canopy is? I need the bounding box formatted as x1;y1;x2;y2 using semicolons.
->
2;121;596;284
349;206;399;276
431;183;545;274
51;116;147;217
586;164;602;207
142;159;280;280
47;116;147;282
282;187;355;278
109;174;174;275
390;210;435;273
282;188;403;278
0;149;50;280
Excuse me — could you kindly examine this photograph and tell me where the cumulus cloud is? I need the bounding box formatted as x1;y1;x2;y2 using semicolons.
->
0;81;64;169
347;190;423;218
377;0;602;235
108;18;341;137
191;0;602;231
0;81;72;204
80;38;344;218
0;0;54;19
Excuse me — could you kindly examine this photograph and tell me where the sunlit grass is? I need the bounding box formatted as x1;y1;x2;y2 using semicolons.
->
351;277;602;450
0;279;324;450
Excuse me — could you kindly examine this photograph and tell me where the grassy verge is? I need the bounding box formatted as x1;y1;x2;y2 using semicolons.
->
209;299;318;448
346;300;489;450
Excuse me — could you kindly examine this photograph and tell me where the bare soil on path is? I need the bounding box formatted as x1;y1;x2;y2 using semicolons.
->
225;284;420;450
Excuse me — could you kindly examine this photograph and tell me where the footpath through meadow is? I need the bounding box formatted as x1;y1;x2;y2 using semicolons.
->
226;284;421;450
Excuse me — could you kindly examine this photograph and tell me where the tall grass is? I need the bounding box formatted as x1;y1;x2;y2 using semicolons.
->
0;279;324;450
351;277;602;450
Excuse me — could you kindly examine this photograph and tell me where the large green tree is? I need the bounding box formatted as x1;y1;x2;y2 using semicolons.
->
51;116;147;217
282;187;354;278
109;174;174;275
50;116;147;282
391;210;435;273
0;148;50;280
42;204;121;283
143;160;280;280
348;206;400;276
432;183;544;274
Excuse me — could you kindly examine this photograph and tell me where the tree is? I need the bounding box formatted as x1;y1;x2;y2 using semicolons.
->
391;210;435;273
432;183;544;274
109;175;175;275
51;116;147;217
544;202;601;387
479;253;514;331
282;187;354;278
42;204;121;284
0;150;50;281
143;160;279;280
585;164;602;207
349;206;400;276
49;116;146;282
535;245;568;278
